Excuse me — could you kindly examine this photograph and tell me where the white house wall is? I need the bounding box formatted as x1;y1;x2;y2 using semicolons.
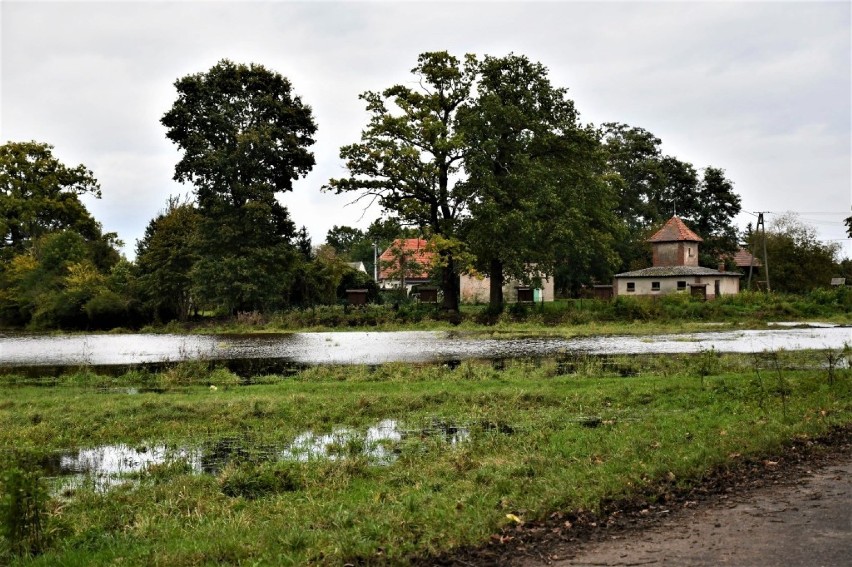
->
460;274;555;304
614;276;739;299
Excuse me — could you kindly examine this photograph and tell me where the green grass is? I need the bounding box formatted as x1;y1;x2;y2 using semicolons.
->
131;288;850;335
1;350;850;565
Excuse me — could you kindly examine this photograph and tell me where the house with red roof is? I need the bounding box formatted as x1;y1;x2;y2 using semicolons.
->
377;238;435;291
613;216;741;300
377;238;554;302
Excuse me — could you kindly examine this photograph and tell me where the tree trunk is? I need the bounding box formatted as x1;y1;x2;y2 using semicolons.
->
489;258;504;313
441;252;459;312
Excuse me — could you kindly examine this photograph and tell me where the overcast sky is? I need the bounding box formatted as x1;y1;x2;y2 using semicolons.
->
2;0;850;260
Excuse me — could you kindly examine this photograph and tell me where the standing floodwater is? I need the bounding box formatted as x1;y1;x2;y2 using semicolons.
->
0;326;849;367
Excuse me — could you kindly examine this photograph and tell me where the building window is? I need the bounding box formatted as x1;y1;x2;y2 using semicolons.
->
626;282;635;292
651;281;661;291
677;281;687;291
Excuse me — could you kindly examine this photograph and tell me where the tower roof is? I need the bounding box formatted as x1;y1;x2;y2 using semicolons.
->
647;216;703;243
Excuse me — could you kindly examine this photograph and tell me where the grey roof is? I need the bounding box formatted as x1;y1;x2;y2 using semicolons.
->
614;266;741;278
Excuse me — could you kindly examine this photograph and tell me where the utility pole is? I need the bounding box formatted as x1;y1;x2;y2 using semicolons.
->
748;212;770;292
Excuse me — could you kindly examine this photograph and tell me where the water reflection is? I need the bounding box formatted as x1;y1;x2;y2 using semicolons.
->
47;418;491;492
2;325;849;368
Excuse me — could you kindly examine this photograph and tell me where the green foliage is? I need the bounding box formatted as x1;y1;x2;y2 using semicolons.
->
752;213;841;294
460;54;621;308
0;141;101;258
162;59;317;314
325;51;478;311
0;230;127;329
600;124;741;273
0;143;127;329
135;198;200;322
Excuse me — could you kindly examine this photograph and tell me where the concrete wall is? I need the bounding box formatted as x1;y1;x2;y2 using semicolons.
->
614;275;739;299
460;274;555;304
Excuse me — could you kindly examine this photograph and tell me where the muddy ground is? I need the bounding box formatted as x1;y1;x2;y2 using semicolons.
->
424;425;851;566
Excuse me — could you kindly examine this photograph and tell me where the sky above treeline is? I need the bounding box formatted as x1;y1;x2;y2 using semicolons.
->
2;1;850;260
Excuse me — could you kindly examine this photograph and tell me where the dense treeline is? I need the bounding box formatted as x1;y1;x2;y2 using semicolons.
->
0;54;846;330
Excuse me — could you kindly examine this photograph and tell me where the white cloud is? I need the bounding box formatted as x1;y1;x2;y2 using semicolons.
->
2;1;849;258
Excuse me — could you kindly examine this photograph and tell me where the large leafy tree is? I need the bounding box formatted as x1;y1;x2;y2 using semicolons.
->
0;141;102;258
325;52;477;311
161;59;317;313
459;54;619;309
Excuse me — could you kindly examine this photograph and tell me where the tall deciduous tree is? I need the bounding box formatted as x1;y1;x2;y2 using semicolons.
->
460;54;619;309
0;141;102;257
161;59;317;313
324;52;477;311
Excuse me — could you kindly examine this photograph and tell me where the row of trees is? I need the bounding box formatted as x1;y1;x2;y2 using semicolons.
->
1;54;845;328
325;52;743;309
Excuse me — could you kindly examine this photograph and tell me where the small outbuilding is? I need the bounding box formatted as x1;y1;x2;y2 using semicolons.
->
613;216;741;300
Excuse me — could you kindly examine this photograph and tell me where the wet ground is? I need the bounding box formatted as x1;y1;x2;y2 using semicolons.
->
544;456;851;566
424;425;852;566
1;325;849;367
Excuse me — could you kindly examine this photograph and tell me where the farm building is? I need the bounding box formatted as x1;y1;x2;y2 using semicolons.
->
377;238;554;303
613;216;741;300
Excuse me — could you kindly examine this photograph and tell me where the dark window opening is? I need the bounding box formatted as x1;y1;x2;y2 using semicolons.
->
651;281;661;291
677;281;687;290
626;282;635;292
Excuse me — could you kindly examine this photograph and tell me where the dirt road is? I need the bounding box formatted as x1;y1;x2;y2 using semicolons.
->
425;426;851;566
540;456;851;566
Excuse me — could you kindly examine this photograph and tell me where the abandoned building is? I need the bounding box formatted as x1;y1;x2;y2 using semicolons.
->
613;216;741;300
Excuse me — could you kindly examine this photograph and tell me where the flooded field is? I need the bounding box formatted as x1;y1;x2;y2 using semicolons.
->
1;325;849;368
43;418;502;491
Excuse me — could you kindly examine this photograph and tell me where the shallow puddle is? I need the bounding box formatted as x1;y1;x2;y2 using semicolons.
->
46;418;504;492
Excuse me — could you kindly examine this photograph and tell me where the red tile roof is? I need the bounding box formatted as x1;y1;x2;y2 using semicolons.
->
732;248;762;268
378;238;435;280
647;216;703;243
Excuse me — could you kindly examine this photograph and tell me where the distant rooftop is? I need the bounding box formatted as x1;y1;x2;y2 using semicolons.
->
378;238;434;280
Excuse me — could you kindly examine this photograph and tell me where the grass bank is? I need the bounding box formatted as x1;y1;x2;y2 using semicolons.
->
1;349;850;565
133;288;851;335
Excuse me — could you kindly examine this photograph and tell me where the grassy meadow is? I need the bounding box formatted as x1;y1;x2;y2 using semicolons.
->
1;348;850;565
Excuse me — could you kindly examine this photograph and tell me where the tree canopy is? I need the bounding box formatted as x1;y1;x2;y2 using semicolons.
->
600;123;741;271
459;54;619;308
0;141;102;257
161;59;317;313
325;51;477;311
756;213;841;293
